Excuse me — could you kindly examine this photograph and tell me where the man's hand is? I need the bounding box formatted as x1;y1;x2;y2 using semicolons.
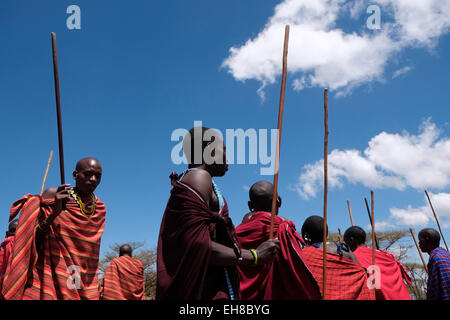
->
255;239;281;265
53;184;71;219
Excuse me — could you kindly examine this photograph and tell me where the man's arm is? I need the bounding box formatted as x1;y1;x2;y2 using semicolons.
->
36;185;71;247
210;239;280;267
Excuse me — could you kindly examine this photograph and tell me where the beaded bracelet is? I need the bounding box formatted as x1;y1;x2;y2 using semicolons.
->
250;249;258;265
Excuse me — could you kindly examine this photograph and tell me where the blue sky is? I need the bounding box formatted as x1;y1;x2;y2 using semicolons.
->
1;0;449;264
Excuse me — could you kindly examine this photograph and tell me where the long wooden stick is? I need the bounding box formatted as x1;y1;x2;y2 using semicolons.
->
40;150;54;196
51;32;65;185
322;88;329;300
424;190;448;251
409;228;429;273
338;228;343;242
371;190;376;299
364;197;380;250
269;25;290;239
347;199;354;227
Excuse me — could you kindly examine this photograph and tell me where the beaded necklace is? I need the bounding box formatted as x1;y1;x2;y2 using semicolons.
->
69;188;96;217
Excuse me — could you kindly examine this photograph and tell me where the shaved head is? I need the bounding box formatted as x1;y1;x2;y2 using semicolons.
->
248;181;281;213
73;157;102;195
75;158;101;171
6;219;18;237
301;215;328;245
344;226;366;252
418;228;441;253
119;244;133;257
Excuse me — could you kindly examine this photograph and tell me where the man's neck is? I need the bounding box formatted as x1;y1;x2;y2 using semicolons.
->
189;165;214;177
74;187;92;198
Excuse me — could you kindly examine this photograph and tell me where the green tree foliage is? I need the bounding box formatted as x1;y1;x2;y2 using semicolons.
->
99;241;157;299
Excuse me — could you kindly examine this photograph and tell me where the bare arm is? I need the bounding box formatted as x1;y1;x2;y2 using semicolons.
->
209;239;280;267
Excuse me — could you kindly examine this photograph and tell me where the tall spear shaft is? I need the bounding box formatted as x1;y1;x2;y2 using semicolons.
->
371;190;376;300
322;88;329;300
364;197;380;250
40;150;54;196
347;199;354;227
424;190;448;251
269;25;290;239
51;32;65;185
409;228;429;273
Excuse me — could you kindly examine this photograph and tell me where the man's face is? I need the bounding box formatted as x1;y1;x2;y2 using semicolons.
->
73;159;102;194
418;233;428;253
206;139;228;177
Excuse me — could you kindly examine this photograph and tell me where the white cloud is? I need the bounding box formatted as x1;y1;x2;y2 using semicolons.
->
294;119;450;199
392;66;412;79
375;191;450;228
222;0;450;99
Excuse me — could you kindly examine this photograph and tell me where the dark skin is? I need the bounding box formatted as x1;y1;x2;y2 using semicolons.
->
345;236;364;253
181;137;280;267
5;220;18;238
37;158;102;245
119;244;132;257
242;181;282;223
418;229;440;254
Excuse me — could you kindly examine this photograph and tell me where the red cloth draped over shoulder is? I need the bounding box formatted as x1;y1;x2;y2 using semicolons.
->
156;175;241;300
0;235;15;299
0;236;15;279
236;211;321;300
302;245;374;300
1;193;106;300
353;246;412;300
99;255;145;300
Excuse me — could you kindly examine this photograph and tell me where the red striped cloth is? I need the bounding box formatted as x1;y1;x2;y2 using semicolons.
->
99;255;145;300
0;236;15;278
302;245;375;300
353;247;412;300
1;193;106;300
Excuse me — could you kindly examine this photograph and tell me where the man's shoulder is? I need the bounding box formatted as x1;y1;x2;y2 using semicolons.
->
431;248;450;263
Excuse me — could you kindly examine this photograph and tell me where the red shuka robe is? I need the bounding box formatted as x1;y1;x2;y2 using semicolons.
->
157;176;241;300
0;235;15;299
302;245;375;300
1;193;106;300
353;246;412;300
236;211;321;300
0;236;14;279
99;255;146;300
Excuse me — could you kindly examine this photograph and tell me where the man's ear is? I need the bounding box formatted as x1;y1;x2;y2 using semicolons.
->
248;201;254;212
72;170;78;180
277;196;282;208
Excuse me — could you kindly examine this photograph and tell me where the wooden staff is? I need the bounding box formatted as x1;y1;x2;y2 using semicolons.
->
51;32;65;185
338;228;343;242
269;25;290;239
409;228;429;273
424;190;448;251
347;199;354;227
364;197;380;250
370;190;376;299
40;150;54;196
322;88;329;300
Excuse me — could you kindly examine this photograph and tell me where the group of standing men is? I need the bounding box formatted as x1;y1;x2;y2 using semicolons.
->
0;127;449;300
